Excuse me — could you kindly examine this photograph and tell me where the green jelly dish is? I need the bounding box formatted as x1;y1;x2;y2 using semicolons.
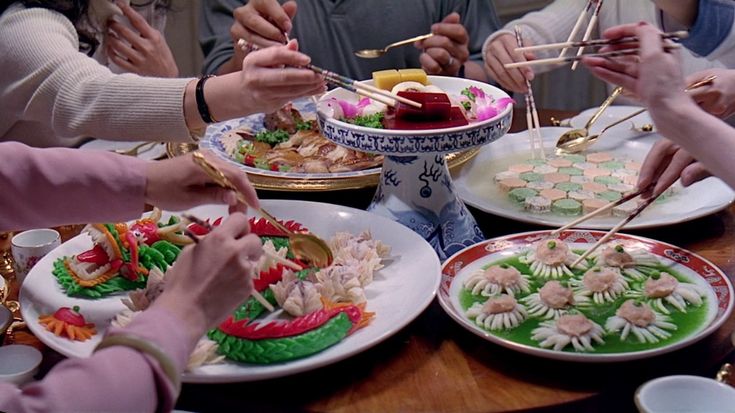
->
558;167;583;176
563;154;586;164
509;187;539;203
594;175;622;185
597;190;623;202
551;198;582;215
520;172;544;182
555;182;583;192
600;161;625;170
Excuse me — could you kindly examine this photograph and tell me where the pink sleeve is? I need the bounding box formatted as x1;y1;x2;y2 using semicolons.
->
0;307;194;413
0;142;148;232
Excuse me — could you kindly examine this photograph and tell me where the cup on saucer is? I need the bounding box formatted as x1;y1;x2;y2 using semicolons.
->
0;344;43;385
635;375;735;413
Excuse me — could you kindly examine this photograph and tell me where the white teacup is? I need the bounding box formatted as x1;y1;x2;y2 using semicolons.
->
635;375;735;413
11;229;60;284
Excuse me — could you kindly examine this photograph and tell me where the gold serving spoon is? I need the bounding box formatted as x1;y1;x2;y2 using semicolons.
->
556;75;718;153
354;33;434;58
114;141;158;156
191;152;333;268
557;107;647;153
555;86;623;153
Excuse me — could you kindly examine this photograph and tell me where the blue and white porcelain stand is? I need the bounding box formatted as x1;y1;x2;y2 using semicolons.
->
318;77;513;261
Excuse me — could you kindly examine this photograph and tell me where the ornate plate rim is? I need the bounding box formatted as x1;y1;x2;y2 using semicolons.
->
437;229;734;362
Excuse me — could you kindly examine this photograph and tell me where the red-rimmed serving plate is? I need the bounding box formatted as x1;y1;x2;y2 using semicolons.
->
438;230;734;362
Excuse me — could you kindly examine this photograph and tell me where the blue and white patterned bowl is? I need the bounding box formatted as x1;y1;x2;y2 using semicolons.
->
317;76;513;156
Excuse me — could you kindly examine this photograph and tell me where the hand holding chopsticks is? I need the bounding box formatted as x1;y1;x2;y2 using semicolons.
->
514;26;545;160
236;39;422;109
504;30;687;70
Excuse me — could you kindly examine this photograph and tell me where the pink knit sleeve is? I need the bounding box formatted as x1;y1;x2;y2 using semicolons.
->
0;307;194;413
0;142;148;232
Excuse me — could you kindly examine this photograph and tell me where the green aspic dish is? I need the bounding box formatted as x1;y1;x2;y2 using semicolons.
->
439;231;733;362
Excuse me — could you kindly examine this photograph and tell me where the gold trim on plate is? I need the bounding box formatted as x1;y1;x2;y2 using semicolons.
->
167;142;479;192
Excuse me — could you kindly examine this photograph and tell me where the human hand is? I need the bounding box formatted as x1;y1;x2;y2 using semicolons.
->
153;213;261;342
685;68;735;119
414;12;469;77
236;40;325;114
231;0;296;50
582;22;687;109
144;150;260;213
637;138;712;199
483;32;535;93
105;1;179;77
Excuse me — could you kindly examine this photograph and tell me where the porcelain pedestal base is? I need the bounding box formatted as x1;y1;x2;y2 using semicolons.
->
368;154;484;261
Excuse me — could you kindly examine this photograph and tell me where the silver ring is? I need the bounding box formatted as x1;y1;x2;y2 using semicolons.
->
448;56;455;67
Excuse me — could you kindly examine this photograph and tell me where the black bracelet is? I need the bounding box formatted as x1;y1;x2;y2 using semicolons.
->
458;64;466;79
195;75;218;124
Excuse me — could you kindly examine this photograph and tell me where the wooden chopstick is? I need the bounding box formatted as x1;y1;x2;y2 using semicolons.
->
571;0;604;70
235;38;421;109
549;184;653;236
570;196;656;268
504;45;680;69
514;26;545;160
516;30;689;53
559;0;594;58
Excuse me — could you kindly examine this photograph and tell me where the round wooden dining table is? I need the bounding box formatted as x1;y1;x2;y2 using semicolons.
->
4;109;734;412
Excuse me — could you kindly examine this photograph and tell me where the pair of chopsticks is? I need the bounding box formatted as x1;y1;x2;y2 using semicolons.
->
235;39;421;109
549;184;655;267
514;26;544;160
566;0;604;70
181;214;304;313
505;30;687;70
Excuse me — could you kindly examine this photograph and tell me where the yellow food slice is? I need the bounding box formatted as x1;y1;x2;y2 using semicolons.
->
372;69;401;90
398;68;428;85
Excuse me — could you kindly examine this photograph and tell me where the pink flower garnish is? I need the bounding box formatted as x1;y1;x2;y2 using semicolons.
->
475;96;514;121
337;97;371;118
469;86;486;99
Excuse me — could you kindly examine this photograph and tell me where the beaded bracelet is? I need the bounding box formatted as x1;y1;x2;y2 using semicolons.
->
95;334;181;396
195;75;218;124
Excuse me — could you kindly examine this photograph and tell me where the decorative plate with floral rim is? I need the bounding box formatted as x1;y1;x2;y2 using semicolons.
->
438;230;733;362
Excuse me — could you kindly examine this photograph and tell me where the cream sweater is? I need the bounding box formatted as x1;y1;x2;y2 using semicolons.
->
0;4;194;148
484;0;726;85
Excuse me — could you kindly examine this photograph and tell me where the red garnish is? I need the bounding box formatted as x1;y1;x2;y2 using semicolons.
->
253;264;287;292
76;245;109;265
248;217;308;237
52;306;86;327
219;305;362;339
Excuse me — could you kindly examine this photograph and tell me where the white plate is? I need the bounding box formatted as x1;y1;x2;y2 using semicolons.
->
19;200;441;383
569;105;654;138
79;140;166;160
200;99;383;180
453;127;735;229
438;230;734;362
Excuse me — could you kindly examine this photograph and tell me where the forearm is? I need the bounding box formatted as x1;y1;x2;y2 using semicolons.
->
0;307;194;413
650;97;735;190
0;142;147;232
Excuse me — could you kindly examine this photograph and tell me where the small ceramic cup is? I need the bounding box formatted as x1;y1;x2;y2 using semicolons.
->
0;344;43;385
11;229;60;284
635;375;735;413
0;304;11;344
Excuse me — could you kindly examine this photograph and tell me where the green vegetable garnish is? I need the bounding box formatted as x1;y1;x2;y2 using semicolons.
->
346;112;384;129
254;158;270;170
547;240;557;249
296;119;313;131
651;271;661;280
461;87;476;102
254;129;290;146
500;264;509;269
615;245;625;253
461;101;472;111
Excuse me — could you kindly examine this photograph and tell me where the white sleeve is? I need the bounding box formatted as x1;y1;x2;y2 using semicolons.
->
0;6;194;142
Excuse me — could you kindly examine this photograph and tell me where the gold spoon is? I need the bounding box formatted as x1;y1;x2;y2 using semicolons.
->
556;75;718;153
555;86;624;153
114;141;158;156
354;33;434;58
556;108;647;153
191;152;333;268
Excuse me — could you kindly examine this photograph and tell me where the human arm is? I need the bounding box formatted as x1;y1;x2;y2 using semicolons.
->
0;214;260;413
583;23;735;192
482;0;585;92
105;1;179;77
683;68;735;119
637;139;712;198
0;142;259;232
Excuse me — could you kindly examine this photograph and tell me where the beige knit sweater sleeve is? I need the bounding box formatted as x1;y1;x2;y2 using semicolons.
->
0;5;194;142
